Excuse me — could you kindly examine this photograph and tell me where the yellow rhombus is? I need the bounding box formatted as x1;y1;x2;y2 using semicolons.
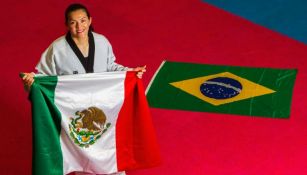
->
169;72;275;106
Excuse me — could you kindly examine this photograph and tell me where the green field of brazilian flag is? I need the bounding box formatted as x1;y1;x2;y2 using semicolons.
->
146;61;297;118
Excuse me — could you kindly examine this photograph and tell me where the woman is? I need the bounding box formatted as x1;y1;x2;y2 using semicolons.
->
22;3;145;90
22;3;145;175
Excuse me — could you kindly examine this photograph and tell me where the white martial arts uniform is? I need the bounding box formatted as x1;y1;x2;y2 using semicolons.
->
36;32;128;75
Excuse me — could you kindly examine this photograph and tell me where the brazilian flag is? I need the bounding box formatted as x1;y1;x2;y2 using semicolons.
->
146;61;297;118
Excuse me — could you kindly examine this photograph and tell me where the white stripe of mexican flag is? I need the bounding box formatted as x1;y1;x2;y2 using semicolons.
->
30;71;161;175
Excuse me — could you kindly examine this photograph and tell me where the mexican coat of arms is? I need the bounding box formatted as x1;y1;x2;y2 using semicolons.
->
69;106;111;148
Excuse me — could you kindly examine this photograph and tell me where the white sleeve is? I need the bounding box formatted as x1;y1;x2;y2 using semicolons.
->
35;45;57;75
106;41;129;71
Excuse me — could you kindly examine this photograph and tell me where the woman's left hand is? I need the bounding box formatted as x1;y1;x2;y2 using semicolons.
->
133;65;146;79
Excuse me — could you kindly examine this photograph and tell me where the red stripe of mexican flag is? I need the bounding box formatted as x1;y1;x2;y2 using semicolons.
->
116;72;161;171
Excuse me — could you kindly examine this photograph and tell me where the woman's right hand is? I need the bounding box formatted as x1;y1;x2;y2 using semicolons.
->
22;72;35;91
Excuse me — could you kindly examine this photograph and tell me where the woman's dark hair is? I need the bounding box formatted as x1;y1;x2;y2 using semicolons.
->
65;3;93;31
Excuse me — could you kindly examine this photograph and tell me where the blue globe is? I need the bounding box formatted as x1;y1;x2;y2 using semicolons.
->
200;77;242;99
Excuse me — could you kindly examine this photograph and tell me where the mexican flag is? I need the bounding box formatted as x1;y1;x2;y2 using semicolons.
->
29;71;161;175
146;61;297;118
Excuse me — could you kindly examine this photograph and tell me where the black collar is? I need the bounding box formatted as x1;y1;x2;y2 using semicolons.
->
65;32;95;73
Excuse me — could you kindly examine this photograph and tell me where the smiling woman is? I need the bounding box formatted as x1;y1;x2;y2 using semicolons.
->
65;4;93;39
65;6;92;57
20;3;147;175
21;3;146;91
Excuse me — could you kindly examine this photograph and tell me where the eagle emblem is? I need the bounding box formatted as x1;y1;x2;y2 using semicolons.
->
69;106;111;148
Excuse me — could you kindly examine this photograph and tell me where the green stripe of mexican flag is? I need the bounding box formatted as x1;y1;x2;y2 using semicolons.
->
30;71;160;175
146;61;297;118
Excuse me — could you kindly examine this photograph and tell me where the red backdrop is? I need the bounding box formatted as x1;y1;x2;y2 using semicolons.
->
2;0;307;174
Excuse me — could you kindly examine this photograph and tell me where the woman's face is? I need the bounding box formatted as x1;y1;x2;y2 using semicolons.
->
67;9;92;39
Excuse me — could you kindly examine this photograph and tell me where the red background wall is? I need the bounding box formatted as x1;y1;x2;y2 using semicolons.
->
1;0;307;174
